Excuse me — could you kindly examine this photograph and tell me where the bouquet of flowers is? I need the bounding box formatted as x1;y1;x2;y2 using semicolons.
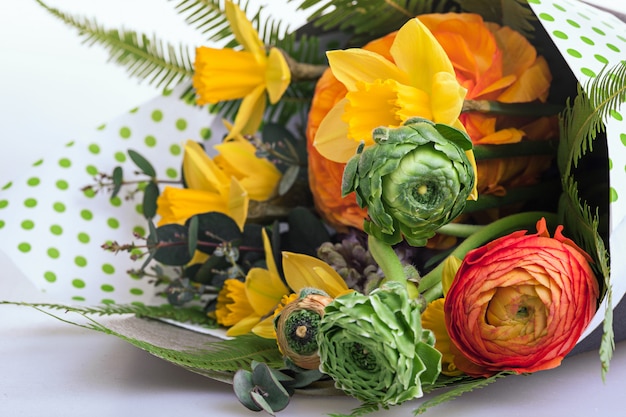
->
2;0;625;415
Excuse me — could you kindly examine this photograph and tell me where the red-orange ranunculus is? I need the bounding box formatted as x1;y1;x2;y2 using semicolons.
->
444;218;599;377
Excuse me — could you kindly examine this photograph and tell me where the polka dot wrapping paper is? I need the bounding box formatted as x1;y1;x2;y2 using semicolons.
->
0;0;624;344
0;85;227;305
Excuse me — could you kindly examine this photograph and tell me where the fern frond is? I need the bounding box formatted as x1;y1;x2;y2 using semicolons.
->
599;283;614;381
413;372;512;415
35;0;194;90
4;302;283;376
292;0;458;44
1;301;215;326
453;0;537;39
558;61;626;177
329;402;382;417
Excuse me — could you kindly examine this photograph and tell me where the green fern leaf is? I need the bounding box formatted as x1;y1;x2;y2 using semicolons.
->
3;302;283;376
35;0;194;91
413;372;512;415
292;0;457;44
329;402;382;417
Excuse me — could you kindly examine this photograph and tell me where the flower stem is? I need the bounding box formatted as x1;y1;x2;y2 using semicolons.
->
462;100;564;117
419;211;559;302
367;235;407;287
437;223;484;238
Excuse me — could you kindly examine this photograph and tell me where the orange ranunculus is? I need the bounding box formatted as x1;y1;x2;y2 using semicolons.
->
306;13;555;231
306;33;395;231
418;13;556;195
444;218;599;377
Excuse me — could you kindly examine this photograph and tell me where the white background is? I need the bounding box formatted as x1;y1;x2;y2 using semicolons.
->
1;1;625;416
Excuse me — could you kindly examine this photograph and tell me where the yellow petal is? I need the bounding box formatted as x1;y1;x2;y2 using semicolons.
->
214;141;282;201
156;187;229;226
193;47;264;104
226;314;262;337
245;267;288;316
326;49;409;92
228;177;249;231
261;229;279;277
465;148;479;201
441;255;462;296
266;47;291;104
183;140;230;193
226;84;266;139
224;0;265;62
431;72;467;125
252;316;278;339
313;98;360;163
282;251;349;298
391;18;455;92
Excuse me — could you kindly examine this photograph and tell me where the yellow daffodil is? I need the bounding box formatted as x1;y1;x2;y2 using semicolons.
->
156;140;249;229
192;0;291;139
313;18;467;164
219;230;350;338
214;139;282;201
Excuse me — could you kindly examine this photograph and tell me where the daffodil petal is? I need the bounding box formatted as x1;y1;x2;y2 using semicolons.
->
226;314;262;337
252;316;277;339
282;251;349;298
225;0;265;62
431;72;466;125
313;99;361;163
214;141;282;201
266;47;291;103
183;140;230;192
391;18;455;92
441;255;463;296
326;49;409;92
261;229;279;277
228;177;249;231
245;267;288;315
227;85;266;139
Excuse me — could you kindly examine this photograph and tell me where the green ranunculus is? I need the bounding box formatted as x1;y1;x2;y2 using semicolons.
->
316;281;442;406
342;117;475;246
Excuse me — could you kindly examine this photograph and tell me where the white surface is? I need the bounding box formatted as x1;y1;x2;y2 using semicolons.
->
1;1;625;416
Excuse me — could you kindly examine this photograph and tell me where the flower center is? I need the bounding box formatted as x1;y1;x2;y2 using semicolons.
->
284;310;321;355
348;342;377;371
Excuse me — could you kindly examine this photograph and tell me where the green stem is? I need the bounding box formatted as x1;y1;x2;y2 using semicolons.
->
419;211;559;302
437;223;484;238
473;140;558;160
462;100;564;117
367;235;407;287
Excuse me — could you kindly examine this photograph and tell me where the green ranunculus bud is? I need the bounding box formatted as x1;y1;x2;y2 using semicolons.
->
274;289;334;370
342;117;475;246
316;281;442;406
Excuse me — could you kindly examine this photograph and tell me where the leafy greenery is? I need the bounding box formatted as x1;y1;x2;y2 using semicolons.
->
0;301;215;326
35;0;194;93
557;61;625;379
413;372;512;414
291;0;457;44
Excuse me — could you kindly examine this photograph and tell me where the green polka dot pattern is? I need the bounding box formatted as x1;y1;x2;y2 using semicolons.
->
529;0;626;233
0;84;227;304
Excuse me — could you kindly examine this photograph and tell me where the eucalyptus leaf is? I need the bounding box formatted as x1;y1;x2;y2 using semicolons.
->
128;149;157;177
142;181;160;219
111;166;123;199
151;223;192;266
187;215;199;258
233;370;263;412
189;212;243;255
279;165;300;196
